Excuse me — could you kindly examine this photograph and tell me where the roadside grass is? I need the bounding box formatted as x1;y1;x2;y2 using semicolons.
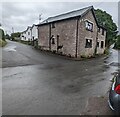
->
104;48;110;55
13;38;38;48
13;39;30;45
19;40;29;45
0;39;7;47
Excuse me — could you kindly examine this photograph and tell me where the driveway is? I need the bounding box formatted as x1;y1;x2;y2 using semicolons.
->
2;40;119;115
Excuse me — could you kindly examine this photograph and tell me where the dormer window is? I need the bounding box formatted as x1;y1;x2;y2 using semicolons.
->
85;20;93;31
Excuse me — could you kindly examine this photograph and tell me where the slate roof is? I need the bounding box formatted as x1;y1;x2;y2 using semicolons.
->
40;6;93;25
37;5;106;30
21;26;31;34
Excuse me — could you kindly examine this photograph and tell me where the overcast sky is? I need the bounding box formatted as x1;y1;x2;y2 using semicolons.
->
0;1;119;34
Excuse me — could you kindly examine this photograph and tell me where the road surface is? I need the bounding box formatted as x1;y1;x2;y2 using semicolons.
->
2;40;119;115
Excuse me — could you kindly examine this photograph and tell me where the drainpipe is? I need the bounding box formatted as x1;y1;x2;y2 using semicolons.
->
94;28;98;56
49;24;51;51
37;26;39;48
75;17;79;58
31;28;32;45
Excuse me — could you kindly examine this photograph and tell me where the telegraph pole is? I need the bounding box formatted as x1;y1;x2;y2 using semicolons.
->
12;27;14;33
39;14;42;24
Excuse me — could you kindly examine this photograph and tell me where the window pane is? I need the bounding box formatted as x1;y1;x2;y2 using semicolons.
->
102;29;104;35
97;42;99;47
85;20;93;31
101;41;104;48
85;39;92;48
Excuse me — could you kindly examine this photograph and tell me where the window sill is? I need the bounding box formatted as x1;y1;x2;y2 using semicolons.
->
86;28;93;32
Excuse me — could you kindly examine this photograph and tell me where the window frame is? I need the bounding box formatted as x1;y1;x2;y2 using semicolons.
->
28;32;30;35
85;38;92;48
101;41;104;48
51;35;55;44
51;23;55;28
102;29;104;35
97;41;99;47
85;20;94;32
98;28;101;33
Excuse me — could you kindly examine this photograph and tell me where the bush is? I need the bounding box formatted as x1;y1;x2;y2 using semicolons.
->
104;48;109;55
0;39;7;47
0;28;5;41
114;35;120;49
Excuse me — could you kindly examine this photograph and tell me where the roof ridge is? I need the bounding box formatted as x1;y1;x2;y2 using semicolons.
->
39;5;94;25
47;5;93;20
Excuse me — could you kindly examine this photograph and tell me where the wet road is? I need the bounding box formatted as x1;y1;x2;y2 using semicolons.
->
2;40;119;115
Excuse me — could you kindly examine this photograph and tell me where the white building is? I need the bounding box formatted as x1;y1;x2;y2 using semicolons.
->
20;31;27;41
31;24;38;41
20;26;32;41
20;25;38;42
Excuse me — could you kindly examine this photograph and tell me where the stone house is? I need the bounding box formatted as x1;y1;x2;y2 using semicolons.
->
37;6;106;58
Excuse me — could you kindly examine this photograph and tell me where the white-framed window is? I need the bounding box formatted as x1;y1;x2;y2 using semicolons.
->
85;20;93;31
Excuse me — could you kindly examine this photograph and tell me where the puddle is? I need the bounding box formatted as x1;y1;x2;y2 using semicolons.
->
109;62;120;67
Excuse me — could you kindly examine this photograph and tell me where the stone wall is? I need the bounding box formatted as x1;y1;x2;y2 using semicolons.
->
38;10;106;58
38;24;49;50
77;10;98;58
50;18;77;57
97;28;106;54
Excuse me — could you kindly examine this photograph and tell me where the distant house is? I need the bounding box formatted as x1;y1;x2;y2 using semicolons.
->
31;24;38;41
21;25;38;45
37;6;106;58
20;31;26;41
20;26;32;41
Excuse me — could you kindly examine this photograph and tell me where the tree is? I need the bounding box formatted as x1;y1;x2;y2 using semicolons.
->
11;32;21;40
5;34;10;40
95;9;118;46
0;28;5;41
114;35;120;49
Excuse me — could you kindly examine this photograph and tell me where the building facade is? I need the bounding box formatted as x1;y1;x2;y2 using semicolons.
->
31;24;38;41
20;26;32;41
38;6;106;58
21;25;38;45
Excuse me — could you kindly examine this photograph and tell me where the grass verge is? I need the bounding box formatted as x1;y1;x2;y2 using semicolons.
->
0;39;7;47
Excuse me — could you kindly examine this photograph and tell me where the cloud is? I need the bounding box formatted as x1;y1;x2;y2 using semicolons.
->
1;2;119;34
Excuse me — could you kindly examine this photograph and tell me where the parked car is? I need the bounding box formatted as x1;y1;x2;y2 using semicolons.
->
109;72;120;115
